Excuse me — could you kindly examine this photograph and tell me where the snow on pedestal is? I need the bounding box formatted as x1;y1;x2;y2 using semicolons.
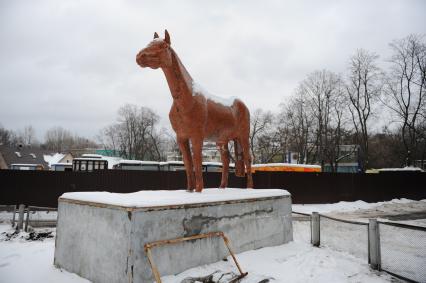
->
54;188;292;283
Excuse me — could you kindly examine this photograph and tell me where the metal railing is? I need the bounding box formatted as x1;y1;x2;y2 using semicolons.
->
320;214;369;260
293;211;426;283
1;204;57;232
24;206;57;230
378;221;426;283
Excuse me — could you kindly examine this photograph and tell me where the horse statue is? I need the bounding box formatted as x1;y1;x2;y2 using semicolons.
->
136;30;253;192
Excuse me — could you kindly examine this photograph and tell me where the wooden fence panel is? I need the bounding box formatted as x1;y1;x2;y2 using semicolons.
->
0;170;425;207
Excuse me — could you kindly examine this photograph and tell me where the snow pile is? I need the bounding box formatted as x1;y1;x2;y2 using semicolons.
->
293;198;419;214
60;188;289;208
192;81;238;107
378;166;423;172
162;227;392;283
43;153;65;167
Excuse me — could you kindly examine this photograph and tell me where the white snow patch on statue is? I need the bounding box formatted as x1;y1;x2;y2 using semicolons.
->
192;81;239;107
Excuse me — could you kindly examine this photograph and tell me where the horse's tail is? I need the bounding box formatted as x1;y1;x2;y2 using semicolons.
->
234;139;245;177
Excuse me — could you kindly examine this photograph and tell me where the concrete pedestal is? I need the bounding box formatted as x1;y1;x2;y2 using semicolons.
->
54;189;292;283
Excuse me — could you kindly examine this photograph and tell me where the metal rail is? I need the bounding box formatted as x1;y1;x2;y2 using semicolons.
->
320;214;368;226
378;220;426;231
292;211;311;216
381;269;418;283
144;231;248;283
24;206;57;231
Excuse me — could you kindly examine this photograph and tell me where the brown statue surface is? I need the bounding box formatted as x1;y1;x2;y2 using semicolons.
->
136;30;253;192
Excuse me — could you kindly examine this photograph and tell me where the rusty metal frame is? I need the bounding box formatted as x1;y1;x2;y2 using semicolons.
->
144;231;248;283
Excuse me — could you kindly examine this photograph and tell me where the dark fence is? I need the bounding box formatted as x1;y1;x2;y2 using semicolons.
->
0;170;425;207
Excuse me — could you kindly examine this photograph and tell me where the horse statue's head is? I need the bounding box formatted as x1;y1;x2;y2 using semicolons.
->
136;30;173;69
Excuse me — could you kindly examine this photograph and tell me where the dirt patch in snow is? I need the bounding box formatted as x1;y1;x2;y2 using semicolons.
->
327;200;426;220
1;229;54;242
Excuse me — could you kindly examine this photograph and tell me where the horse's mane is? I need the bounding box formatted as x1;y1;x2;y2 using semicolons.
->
170;48;193;94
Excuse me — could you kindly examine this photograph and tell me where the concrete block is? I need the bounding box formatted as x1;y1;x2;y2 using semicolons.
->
54;189;292;282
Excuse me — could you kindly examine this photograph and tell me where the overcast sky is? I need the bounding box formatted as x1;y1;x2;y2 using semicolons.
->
1;0;425;141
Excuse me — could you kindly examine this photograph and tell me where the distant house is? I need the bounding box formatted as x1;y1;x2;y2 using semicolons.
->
59;153;73;164
0;145;75;170
323;144;361;173
47;152;74;171
44;152;74;167
0;144;51;170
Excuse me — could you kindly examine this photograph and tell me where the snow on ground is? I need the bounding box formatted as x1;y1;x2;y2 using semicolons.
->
1;198;424;283
293;198;422;214
0;226;89;283
0;223;395;283
162;221;392;283
294;198;426;227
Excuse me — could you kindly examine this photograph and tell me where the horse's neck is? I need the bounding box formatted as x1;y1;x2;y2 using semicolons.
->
162;49;194;109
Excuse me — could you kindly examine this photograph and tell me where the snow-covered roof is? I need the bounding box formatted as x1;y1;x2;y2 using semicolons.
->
378;167;423;172
60;188;289;208
96;156;122;169
11;163;43;166
161;161;223;166
252;163;321;169
119;160;160;165
202;162;223;166
73;157;107;161
81;154;103;159
43;153;66;167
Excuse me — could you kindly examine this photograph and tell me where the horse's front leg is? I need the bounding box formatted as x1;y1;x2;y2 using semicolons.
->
191;137;204;192
239;137;253;188
177;138;195;191
217;141;230;189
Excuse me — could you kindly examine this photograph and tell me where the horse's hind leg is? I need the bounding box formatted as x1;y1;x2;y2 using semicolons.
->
217;141;230;189
239;137;253;188
234;139;245;177
191;137;204;192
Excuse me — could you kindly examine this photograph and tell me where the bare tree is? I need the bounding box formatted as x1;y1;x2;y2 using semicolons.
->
100;104;165;161
324;79;353;172
44;126;95;152
345;49;382;171
298;70;345;170
17;125;37;146
256;122;287;163
0;125;13;146
249;109;274;163
417;117;426;168
44;126;74;152
98;124;121;156
279;91;315;164
384;34;426;166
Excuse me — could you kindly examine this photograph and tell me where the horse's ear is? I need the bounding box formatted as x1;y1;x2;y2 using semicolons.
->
164;29;171;45
153;32;159;39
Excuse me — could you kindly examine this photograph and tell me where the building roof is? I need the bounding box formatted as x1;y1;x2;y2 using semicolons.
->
0;144;52;169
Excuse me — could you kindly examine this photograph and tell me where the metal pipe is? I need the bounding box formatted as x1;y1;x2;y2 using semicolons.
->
144;231;248;283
